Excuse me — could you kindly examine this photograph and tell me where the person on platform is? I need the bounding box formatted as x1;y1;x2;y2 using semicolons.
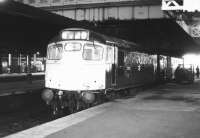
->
196;66;199;78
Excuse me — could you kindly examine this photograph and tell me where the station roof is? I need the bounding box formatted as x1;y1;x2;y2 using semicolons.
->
0;0;199;57
93;19;200;57
0;0;84;55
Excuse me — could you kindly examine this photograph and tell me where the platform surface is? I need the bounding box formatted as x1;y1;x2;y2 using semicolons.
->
6;79;200;138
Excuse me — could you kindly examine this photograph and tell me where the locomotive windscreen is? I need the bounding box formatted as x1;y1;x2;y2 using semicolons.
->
83;44;103;60
47;44;63;60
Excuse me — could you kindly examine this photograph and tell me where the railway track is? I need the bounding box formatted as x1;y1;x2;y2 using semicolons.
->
0;85;147;137
0;105;51;137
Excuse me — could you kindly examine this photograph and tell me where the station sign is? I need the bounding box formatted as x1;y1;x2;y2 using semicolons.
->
162;0;184;10
162;0;200;11
190;24;200;38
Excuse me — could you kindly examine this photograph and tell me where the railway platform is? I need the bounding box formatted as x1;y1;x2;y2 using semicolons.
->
5;79;200;138
0;72;45;112
0;72;44;96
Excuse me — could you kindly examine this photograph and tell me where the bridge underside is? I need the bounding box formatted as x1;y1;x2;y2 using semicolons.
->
0;1;198;57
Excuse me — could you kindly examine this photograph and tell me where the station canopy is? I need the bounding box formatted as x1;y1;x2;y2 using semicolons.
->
0;0;199;57
93;19;200;57
0;0;82;55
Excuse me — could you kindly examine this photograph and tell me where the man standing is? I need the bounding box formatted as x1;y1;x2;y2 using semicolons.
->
196;66;199;78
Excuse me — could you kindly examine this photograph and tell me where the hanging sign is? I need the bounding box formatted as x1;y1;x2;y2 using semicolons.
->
162;0;200;11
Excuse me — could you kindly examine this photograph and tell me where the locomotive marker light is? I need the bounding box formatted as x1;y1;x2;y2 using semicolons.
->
0;0;6;3
41;89;54;105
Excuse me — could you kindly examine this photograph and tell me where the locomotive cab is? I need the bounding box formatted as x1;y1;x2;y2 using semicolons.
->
43;29;109;109
46;29;107;91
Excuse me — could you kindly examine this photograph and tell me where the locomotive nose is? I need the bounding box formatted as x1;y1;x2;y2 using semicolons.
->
41;89;54;105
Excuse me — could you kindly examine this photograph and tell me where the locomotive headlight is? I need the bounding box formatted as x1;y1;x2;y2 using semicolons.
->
41;89;54;105
81;92;95;104
58;90;63;96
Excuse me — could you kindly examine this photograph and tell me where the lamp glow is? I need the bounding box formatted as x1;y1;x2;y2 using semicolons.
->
183;54;200;66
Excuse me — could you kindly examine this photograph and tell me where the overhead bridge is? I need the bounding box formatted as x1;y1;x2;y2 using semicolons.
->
0;0;199;57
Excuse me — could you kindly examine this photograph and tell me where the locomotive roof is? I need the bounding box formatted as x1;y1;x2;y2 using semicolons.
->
89;30;138;50
51;28;139;50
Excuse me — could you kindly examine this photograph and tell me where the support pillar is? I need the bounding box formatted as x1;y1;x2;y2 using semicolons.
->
8;53;11;73
156;54;161;82
26;55;31;73
33;53;37;72
18;53;22;73
0;55;2;74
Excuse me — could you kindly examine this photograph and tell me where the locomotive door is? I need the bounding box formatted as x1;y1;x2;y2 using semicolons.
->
106;46;117;87
111;46;117;86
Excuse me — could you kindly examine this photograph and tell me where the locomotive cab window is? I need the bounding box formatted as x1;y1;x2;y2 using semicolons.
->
83;44;103;60
47;44;63;60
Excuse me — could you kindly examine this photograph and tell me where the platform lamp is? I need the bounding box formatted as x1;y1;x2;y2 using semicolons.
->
0;0;6;2
17;53;22;73
33;52;40;72
8;53;11;73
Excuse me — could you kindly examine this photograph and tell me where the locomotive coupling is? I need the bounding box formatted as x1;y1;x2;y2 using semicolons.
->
41;89;54;105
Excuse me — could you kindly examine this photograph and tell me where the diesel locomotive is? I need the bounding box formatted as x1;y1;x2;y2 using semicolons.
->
41;28;175;115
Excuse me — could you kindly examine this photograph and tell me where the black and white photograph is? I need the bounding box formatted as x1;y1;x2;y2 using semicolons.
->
0;0;200;137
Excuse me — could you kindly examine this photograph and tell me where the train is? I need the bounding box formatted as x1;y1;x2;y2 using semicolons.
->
41;28;182;115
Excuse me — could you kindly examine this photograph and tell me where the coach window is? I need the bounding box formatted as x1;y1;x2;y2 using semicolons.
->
83;44;103;60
